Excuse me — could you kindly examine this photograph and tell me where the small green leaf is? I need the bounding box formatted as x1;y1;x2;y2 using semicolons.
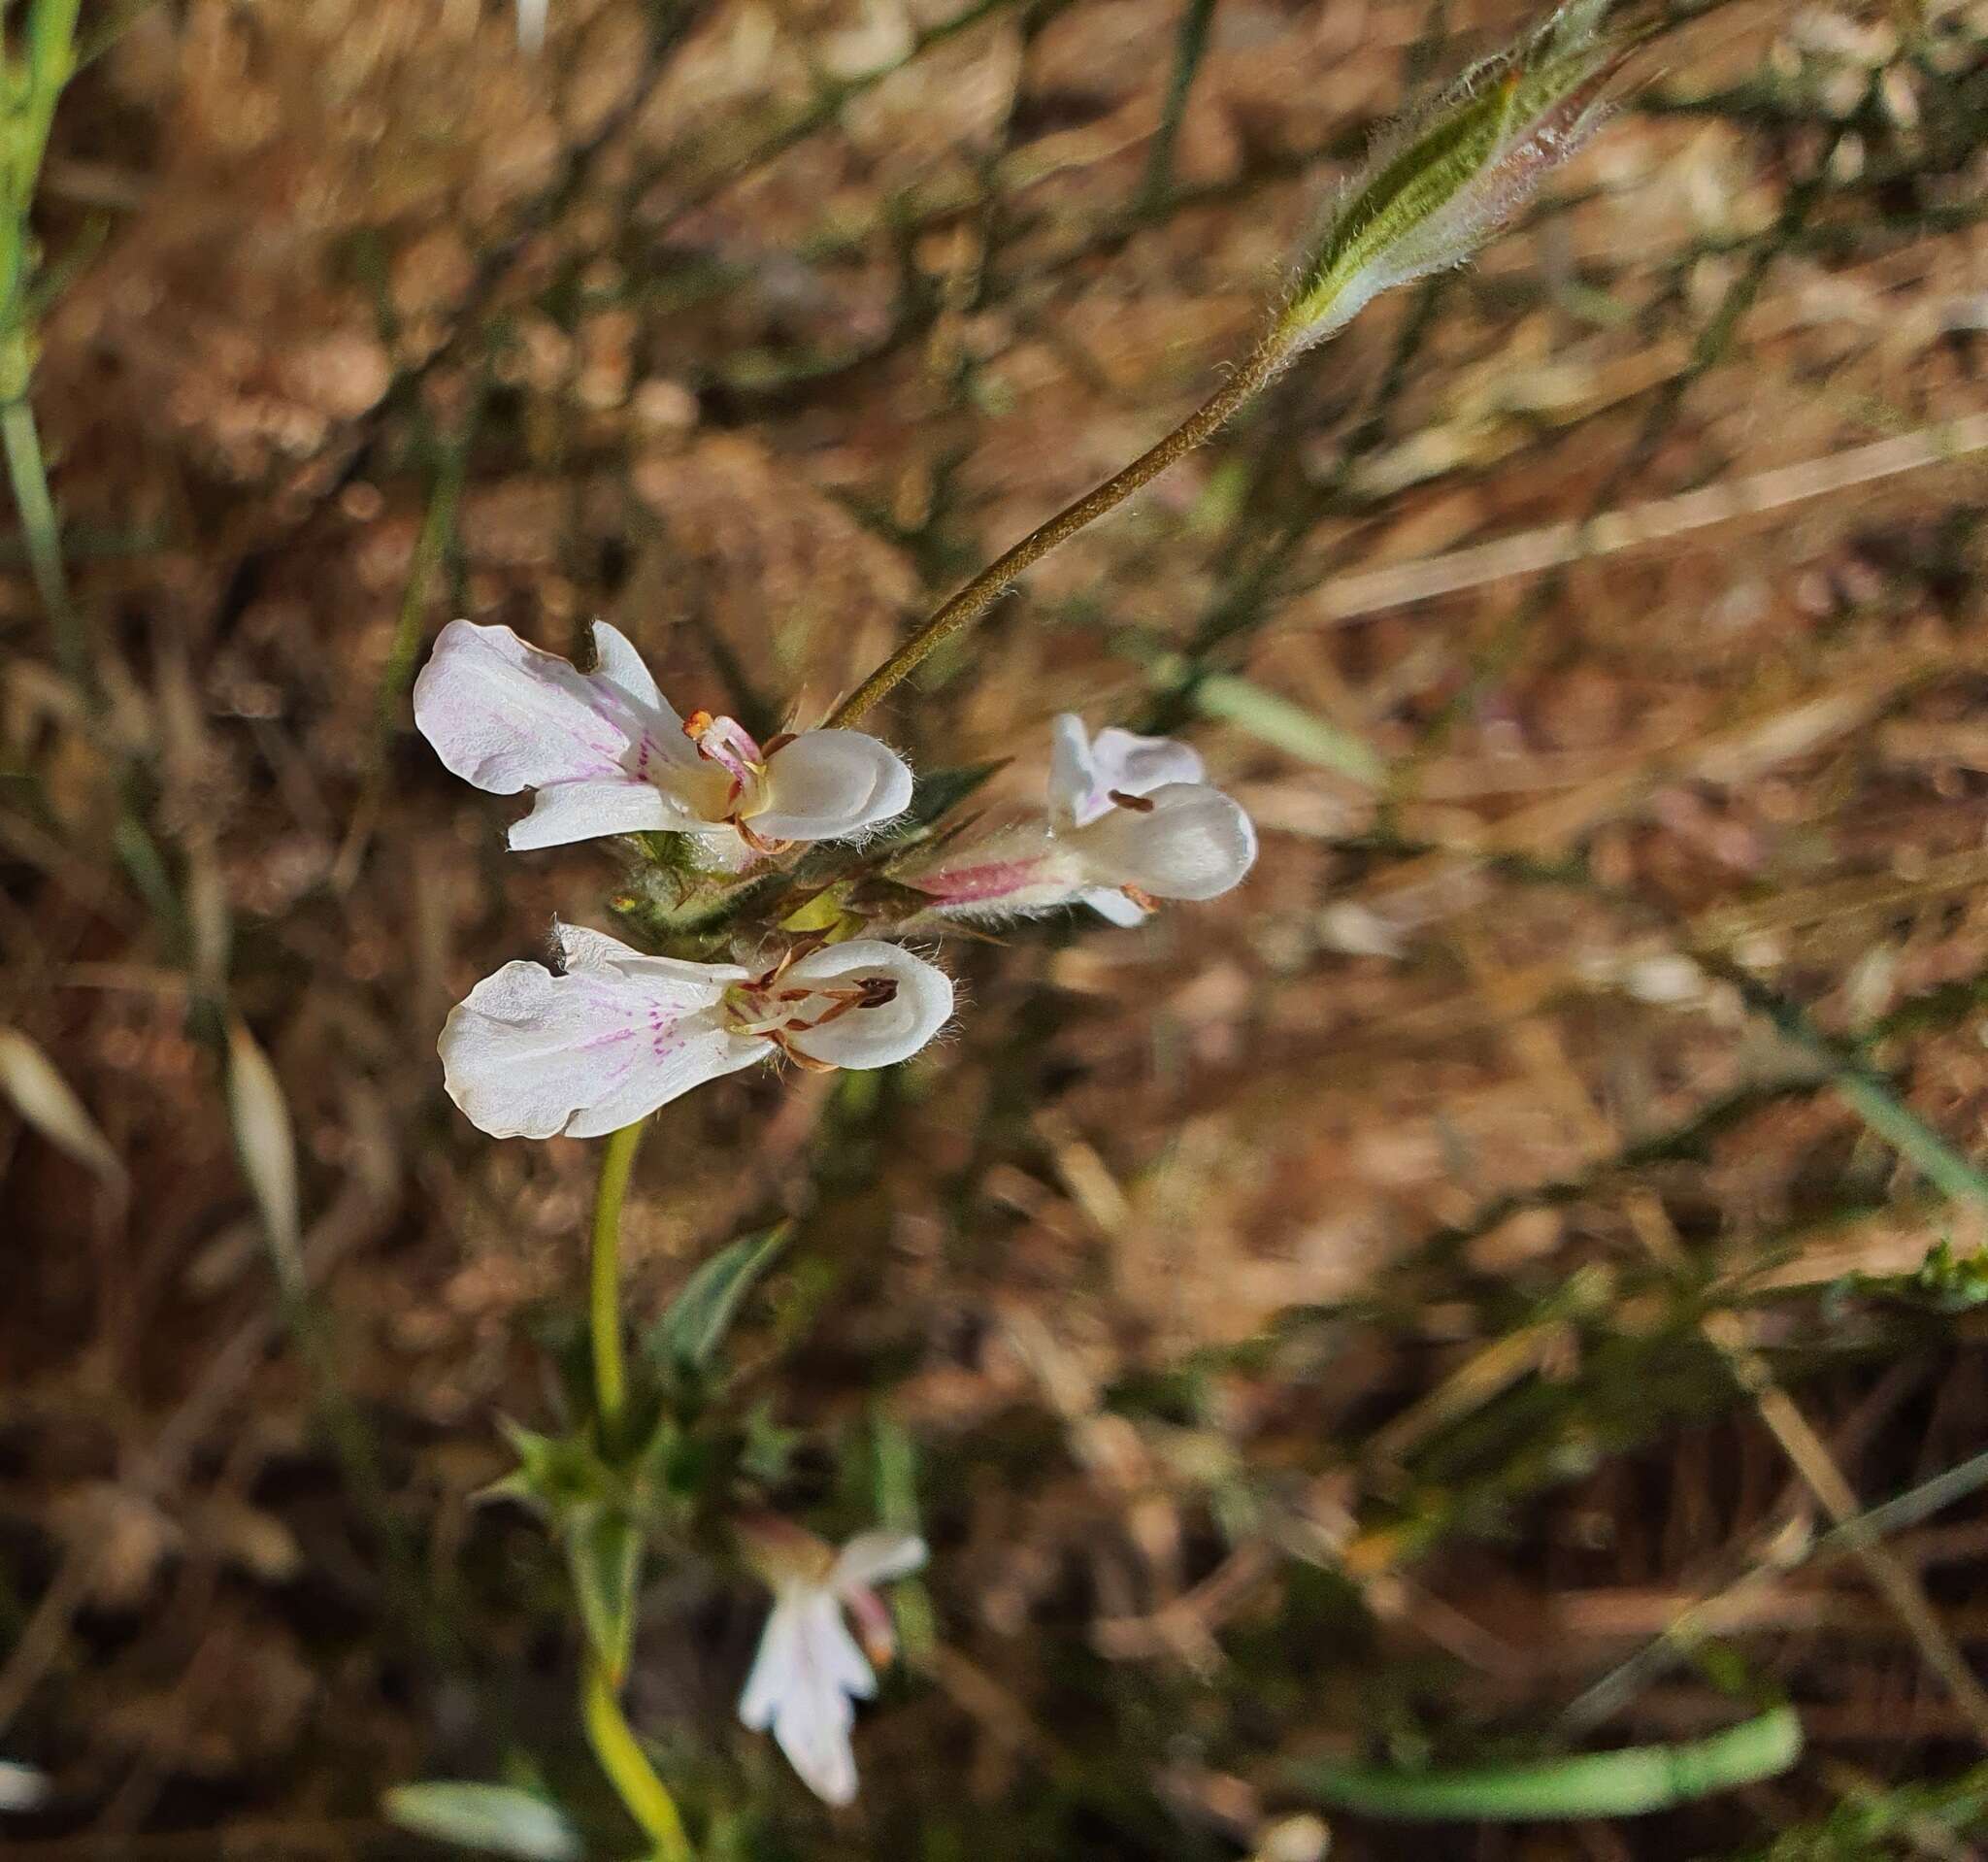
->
491;1421;613;1516
646;1225;789;1377
382;1782;582;1861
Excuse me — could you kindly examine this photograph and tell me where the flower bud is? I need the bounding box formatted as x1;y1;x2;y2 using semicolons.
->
1280;0;1625;350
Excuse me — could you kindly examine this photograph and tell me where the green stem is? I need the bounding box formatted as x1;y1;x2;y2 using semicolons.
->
582;1655;695;1862
590;1119;647;1437
830;324;1292;725
2;395;85;689
579;1122;694;1857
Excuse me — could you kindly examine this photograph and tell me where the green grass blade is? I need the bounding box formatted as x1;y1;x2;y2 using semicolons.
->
1287;1708;1803;1821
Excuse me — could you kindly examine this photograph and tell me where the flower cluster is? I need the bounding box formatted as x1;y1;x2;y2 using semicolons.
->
417;621;1257;1146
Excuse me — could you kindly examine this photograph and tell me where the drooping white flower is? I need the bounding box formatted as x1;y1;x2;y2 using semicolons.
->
908;714;1256;925
413;619;912;859
737;1515;928;1807
439;926;954;1139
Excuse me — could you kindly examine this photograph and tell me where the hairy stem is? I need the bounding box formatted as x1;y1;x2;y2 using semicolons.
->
590;1119;648;1436
831;325;1292;725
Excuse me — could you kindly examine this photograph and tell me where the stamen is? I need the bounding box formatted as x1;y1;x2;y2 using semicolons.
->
1109;789;1157;814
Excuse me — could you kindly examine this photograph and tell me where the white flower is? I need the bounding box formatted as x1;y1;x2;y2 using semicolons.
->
439;926;954;1139
737;1518;928;1807
908;715;1256;925
413;619;912;858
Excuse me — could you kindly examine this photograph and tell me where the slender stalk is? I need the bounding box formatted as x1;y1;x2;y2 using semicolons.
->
590;1119;648;1435
582;1655;695;1862
830;326;1292;725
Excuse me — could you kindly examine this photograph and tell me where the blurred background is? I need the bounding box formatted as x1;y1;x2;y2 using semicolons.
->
6;0;1988;1854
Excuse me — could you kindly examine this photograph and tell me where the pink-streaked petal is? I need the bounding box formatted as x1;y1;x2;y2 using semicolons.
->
506;779;676;850
1077;884;1149;927
831;1532;928;1592
754;730;912;842
906;824;1086;922
780;942;953;1073
842;1584;897;1669
1070;782;1257;901
414;619;654;796
437;940;759;1140
587;620;678;735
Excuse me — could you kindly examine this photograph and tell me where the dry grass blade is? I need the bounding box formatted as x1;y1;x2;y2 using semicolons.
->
0;1025;124;1191
224;1018;302;1298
